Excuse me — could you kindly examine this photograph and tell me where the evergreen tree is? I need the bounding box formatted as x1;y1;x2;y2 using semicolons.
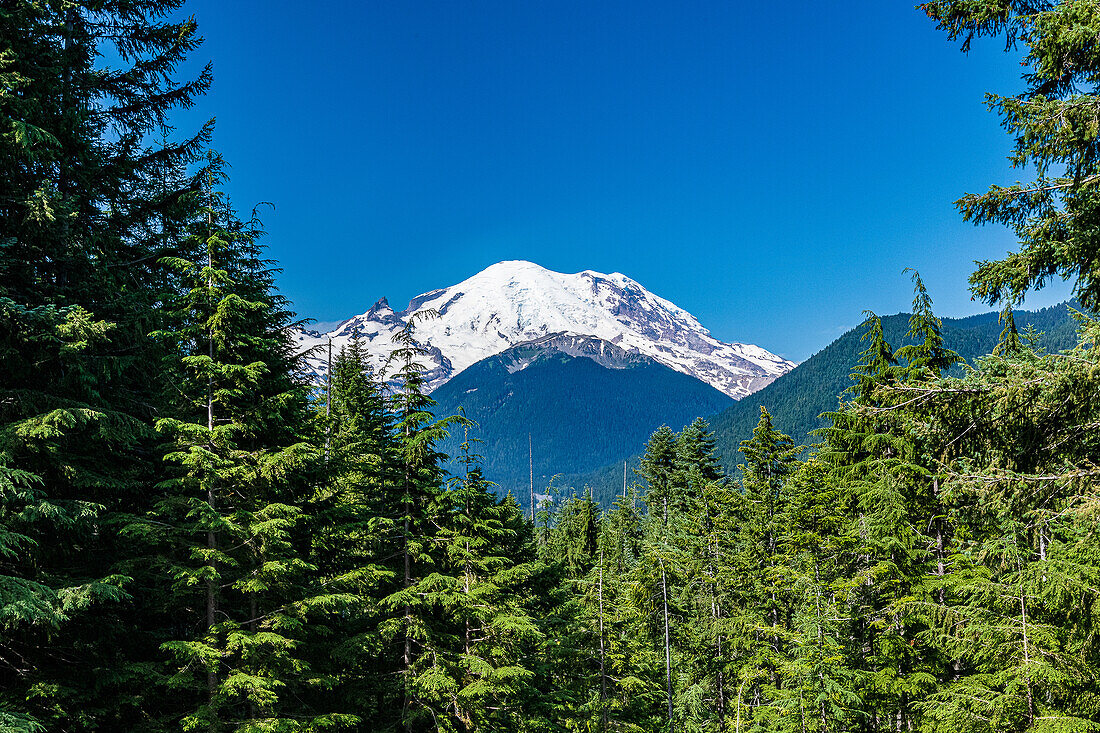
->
817;309;930;731
909;317;1100;731
634;425;695;733
922;0;1100;312
0;1;213;728
429;430;542;731
640;426;681;526
767;457;860;732
380;312;461;732
145;182;332;730
659;419;730;733
896;270;960;380
726;407;801;731
305;335;396;726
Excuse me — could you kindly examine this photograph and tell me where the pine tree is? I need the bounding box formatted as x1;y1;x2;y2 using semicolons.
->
634;425;694;733
909;317;1100;731
768;458;860;732
304;335;396;726
428;430;542;731
922;0;1100;312
896;270;960;380
380;312;462;732
816;310;928;731
146;182;332;730
727;407;801;731
0;1;214;728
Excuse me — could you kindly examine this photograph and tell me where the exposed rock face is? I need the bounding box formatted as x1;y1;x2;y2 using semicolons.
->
496;333;650;373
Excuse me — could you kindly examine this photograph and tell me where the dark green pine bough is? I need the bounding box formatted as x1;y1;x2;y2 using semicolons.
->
4;0;1100;732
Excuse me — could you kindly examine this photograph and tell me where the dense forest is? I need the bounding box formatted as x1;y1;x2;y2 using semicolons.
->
429;344;733;497
558;301;1085;505
3;1;1100;732
705;301;1083;470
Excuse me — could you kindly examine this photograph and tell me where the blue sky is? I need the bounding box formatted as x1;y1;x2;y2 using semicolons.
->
172;0;1072;362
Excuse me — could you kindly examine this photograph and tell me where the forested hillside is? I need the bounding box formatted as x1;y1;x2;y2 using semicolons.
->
429;338;733;499
560;301;1081;500
708;300;1081;471
4;2;1100;733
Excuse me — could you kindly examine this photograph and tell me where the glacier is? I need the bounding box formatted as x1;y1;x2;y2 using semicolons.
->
294;260;795;399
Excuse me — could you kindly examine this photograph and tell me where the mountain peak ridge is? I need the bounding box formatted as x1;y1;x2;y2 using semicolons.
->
295;260;794;398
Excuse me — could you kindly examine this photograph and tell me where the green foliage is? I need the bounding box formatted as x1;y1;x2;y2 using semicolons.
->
0;1;215;728
706;300;1083;476
145;181;325;730
922;0;1100;312
566;301;1082;501
431;349;733;508
6;1;1100;731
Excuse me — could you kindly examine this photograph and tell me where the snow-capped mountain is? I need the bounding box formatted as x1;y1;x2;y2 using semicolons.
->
295;260;794;399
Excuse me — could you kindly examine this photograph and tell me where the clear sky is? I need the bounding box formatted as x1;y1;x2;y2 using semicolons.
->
171;0;1073;362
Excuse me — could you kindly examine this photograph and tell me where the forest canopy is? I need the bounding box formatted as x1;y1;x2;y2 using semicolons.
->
2;1;1100;732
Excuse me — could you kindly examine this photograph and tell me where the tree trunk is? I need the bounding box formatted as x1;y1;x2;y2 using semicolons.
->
711;536;726;726
661;560;674;733
205;214;217;703
403;458;413;733
206;480;216;703
934;477;945;605
1020;576;1034;727
598;548;608;732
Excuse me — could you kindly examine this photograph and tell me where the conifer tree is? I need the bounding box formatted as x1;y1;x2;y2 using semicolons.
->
549;488;602;581
428;430;543;731
669;419;730;732
533;487;604;731
634;425;694;733
907;318;1100;732
727;407;801;731
146;182;333;730
817;312;925;731
640;426;681;526
304;335;396;725
0;1;213;727
922;0;1100;312
767;458;860;732
380;312;462;731
912;6;1100;726
896;270;960;380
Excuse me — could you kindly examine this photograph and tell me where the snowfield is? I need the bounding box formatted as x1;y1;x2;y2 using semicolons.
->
295;260;795;399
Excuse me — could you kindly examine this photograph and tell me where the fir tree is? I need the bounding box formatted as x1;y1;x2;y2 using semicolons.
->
430;429;542;731
728;407;801;731
768;458;860;732
634;425;695;733
304;335;396;726
146;183;330;730
0;1;213;727
669;418;731;732
896;270;960;380
922;0;1100;312
380;312;462;732
912;318;1100;731
816;306;931;731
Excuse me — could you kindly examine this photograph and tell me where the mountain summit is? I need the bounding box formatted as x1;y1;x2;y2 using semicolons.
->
296;260;794;398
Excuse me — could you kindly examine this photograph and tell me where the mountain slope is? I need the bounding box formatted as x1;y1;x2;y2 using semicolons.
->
707;301;1081;472
429;334;734;500
562;302;1082;502
296;260;794;398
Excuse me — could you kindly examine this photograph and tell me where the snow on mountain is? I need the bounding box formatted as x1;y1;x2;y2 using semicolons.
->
294;260;795;399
